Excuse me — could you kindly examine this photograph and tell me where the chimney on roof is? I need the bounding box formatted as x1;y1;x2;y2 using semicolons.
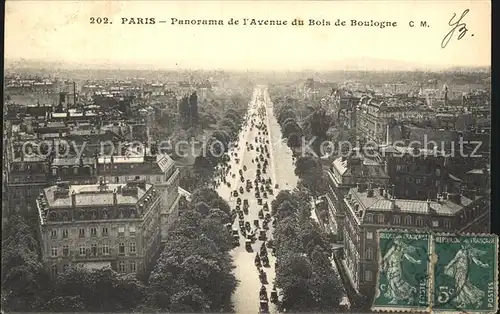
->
358;183;367;193
379;187;385;196
367;182;374;197
427;198;432;212
113;189;118;205
71;190;76;208
448;193;462;205
390;197;397;210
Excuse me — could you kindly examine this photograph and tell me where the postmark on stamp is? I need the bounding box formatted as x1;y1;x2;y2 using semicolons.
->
372;229;432;312
432;233;498;313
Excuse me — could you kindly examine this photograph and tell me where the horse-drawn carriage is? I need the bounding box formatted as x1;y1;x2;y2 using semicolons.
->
262;202;269;211
260;243;267;256
258;268;267;284
258;230;267;241
245;239;252;251
254;253;261;267
254;219;260;229
232;235;240;247
261;253;269;267
247;230;256;243
270;286;278;303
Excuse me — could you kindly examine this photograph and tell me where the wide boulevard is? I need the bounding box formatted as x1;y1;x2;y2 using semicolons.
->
214;86;298;313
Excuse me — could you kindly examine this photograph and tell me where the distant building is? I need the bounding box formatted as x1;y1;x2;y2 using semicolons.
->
379;146;450;200
356;97;433;144
36;180;162;277
6;143;49;218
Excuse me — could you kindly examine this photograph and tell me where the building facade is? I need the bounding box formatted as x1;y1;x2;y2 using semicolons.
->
50;154;181;240
340;184;490;301
6;141;49;218
325;155;389;241
380;146;450;200
36;180;162;277
356;97;433;144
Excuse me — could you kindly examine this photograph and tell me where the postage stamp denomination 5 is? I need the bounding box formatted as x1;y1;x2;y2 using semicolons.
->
372;230;432;312
433;234;498;313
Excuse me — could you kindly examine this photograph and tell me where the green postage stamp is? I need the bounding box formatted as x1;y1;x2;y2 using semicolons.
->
372;231;498;313
372;230;432;312
433;234;498;313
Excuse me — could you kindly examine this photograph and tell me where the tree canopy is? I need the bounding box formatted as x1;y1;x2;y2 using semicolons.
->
271;190;344;312
148;195;237;312
2;214;50;312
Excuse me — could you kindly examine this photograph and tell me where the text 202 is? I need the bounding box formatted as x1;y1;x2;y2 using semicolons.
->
90;17;110;24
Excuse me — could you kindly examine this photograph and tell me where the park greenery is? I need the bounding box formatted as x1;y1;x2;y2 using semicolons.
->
272;96;333;198
172;91;248;192
180;107;245;192
147;188;237;312
271;189;345;312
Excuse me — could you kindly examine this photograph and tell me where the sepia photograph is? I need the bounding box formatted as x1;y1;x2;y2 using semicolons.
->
2;1;494;313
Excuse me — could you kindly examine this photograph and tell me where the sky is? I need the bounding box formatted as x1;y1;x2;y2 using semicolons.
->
4;1;491;71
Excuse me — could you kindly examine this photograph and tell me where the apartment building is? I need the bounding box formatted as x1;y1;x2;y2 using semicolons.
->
36;180;162;277
340;184;490;301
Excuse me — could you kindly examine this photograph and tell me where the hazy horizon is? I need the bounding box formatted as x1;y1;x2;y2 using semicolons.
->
4;57;491;73
5;1;491;71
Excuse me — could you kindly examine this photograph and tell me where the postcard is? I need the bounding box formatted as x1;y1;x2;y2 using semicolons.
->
3;1;492;313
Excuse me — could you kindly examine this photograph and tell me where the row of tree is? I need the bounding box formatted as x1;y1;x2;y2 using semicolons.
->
181;108;245;192
272;88;362;154
271;98;328;197
147;188;237;312
271;190;345;312
153;89;248;148
2;214;51;311
294;155;329;197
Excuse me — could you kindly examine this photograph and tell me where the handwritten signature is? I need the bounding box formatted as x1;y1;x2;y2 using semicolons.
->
441;9;472;48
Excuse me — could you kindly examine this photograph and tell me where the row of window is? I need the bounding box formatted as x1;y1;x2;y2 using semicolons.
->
112;175;163;183
50;170;164;184
364;270;373;282
395;165;442;176
50;260;137;276
50;242;136;257
364;213;451;228
50;226;136;238
51;166;93;176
